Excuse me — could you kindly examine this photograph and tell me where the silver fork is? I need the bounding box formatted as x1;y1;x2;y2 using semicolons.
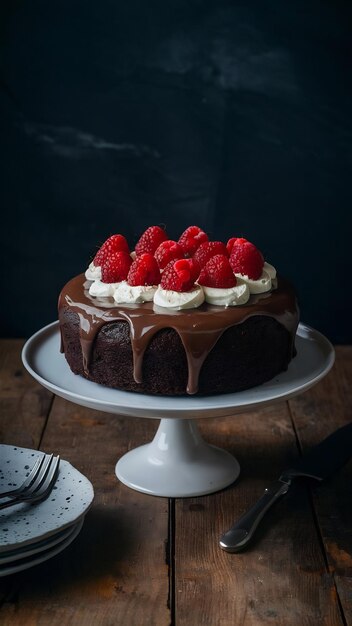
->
0;456;44;499
0;455;60;511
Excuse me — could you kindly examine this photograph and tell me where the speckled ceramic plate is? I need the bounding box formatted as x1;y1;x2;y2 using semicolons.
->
0;445;94;552
0;518;84;576
0;519;82;564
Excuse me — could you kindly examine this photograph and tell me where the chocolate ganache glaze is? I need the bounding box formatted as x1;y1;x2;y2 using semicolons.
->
58;273;299;395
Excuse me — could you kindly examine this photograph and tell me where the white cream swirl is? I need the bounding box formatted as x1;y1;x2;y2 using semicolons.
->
85;262;102;281
153;285;205;310
203;281;250;306
88;280;119;297
263;261;276;279
263;261;278;289
113;281;157;304
234;262;277;294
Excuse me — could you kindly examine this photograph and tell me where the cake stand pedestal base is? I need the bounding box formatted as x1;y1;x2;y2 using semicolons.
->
115;418;240;497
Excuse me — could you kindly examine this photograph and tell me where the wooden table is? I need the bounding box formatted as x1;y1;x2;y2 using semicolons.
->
0;340;351;626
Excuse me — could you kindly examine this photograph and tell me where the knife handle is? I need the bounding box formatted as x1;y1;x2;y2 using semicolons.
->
219;479;291;552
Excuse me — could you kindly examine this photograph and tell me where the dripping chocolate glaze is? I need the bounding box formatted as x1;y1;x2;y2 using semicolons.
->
58;274;299;395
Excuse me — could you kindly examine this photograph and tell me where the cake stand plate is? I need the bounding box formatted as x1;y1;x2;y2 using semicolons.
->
22;322;334;497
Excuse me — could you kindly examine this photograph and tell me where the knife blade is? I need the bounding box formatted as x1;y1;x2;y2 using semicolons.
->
219;422;352;553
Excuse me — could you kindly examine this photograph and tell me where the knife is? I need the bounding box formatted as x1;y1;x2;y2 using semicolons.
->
219;422;352;553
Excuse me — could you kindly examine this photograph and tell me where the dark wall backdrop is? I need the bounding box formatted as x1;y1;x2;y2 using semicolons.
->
1;1;352;341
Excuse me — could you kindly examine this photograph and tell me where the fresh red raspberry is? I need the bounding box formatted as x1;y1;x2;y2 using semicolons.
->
193;241;228;268
198;255;237;288
226;237;248;256
101;251;132;284
127;253;161;286
178;226;208;257
94;234;130;266
161;259;199;292
135;226;168;256
154;240;183;269
229;240;264;280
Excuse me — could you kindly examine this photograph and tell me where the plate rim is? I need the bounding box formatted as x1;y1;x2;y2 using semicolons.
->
0;517;84;576
22;320;335;417
0;519;82;564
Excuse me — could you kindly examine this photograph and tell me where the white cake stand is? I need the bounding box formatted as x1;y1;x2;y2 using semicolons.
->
22;322;334;497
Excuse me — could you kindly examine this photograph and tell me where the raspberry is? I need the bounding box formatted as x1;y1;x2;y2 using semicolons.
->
135;226;168;256
198;255;237;289
101;251;132;284
178;226;208;257
161;259;199;292
94;234;130;266
154;240;183;269
127;253;161;286
226;237;248;256
229;240;264;280
193;241;228;268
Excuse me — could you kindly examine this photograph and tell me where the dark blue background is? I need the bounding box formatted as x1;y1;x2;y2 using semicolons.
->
1;1;351;341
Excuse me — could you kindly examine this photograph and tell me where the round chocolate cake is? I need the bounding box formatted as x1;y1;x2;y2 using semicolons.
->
58;273;299;396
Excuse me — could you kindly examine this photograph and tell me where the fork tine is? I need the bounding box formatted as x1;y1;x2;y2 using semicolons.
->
5;454;52;502
23;454;54;497
0;456;43;500
29;456;60;501
0;456;60;511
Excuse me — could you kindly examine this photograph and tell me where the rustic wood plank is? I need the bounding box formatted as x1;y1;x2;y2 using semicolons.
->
174;403;343;625
0;340;53;448
0;397;170;626
288;346;352;625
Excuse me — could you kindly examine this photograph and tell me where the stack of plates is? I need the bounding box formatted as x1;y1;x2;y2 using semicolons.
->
0;444;94;576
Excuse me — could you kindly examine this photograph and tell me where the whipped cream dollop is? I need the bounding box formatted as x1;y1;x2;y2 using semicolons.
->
85;262;102;281
88;280;119;297
263;262;276;279
263;261;277;288
113;281;157;304
234;261;277;294
203;281;250;306
154;285;205;310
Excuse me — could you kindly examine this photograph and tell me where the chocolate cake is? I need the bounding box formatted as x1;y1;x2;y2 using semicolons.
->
58;273;299;396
